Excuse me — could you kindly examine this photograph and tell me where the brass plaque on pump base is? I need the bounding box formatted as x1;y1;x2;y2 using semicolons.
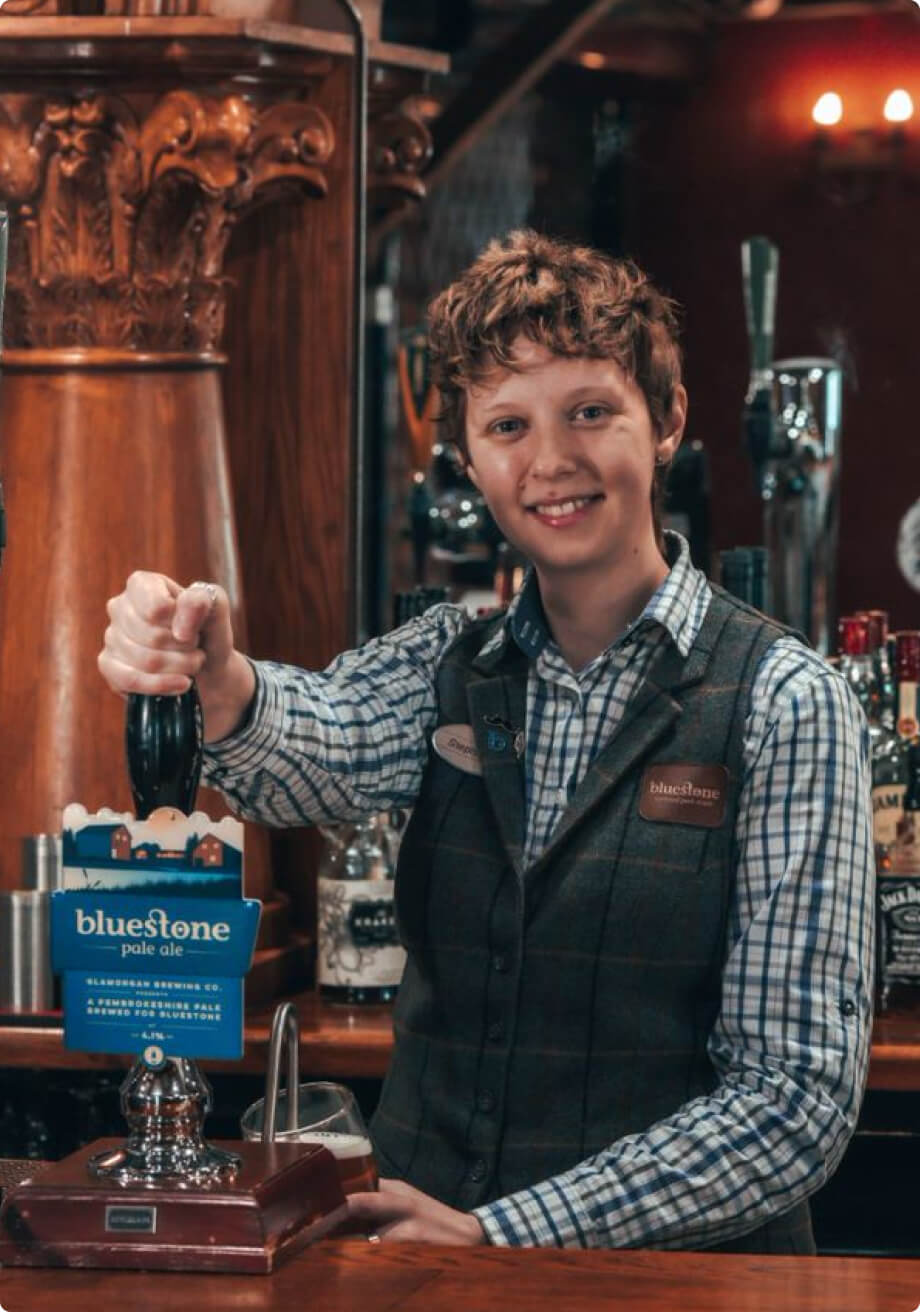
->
0;1139;347;1275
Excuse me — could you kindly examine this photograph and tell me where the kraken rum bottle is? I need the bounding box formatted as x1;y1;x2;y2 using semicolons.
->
316;814;406;1005
876;632;920;1009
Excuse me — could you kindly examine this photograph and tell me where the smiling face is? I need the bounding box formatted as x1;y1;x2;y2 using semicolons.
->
464;337;686;598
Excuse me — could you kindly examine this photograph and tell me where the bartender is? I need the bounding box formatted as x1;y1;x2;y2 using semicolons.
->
98;229;874;1253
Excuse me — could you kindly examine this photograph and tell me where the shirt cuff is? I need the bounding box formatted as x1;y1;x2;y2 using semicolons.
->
200;661;288;781
473;1177;598;1248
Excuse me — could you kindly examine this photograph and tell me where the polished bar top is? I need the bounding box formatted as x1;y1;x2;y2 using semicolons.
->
2;994;920;1088
1;1241;919;1310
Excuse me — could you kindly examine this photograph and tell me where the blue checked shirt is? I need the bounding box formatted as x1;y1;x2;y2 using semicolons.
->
203;533;874;1250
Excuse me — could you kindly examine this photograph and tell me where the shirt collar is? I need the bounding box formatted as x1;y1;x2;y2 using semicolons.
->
479;532;710;664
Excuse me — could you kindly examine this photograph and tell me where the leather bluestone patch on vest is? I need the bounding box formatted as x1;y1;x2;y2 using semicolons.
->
639;763;730;828
431;724;483;776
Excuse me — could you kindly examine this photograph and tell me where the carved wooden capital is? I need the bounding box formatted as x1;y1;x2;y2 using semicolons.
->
0;89;335;351
368;100;433;206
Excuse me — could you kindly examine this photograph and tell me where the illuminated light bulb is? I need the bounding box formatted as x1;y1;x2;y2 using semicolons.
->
812;92;843;127
578;51;606;70
884;89;914;124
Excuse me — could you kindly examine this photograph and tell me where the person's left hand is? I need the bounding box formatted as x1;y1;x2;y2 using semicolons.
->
344;1178;486;1245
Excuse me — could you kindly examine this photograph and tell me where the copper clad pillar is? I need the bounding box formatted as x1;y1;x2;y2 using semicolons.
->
0;53;334;893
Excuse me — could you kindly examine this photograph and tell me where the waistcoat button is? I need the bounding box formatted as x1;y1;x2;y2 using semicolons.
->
469;1158;488;1182
487;1019;504;1042
477;1090;495;1113
492;952;509;973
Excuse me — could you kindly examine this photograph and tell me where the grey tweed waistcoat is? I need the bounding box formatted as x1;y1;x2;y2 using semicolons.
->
371;586;814;1253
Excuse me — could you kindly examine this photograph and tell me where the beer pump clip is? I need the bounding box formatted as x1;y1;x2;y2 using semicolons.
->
0;689;347;1274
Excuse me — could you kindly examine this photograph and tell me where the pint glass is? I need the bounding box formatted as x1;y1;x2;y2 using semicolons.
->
240;1081;378;1194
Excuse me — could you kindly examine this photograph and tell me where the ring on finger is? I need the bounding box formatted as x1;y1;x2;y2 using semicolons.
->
189;580;218;611
366;1232;381;1245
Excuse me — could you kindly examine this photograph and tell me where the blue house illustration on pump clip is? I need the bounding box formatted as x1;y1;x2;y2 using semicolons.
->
62;819;243;897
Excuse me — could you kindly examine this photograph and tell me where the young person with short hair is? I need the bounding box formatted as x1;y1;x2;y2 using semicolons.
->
99;230;874;1253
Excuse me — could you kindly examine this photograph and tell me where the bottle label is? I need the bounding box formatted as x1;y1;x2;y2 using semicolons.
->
897;681;918;740
317;878;405;989
878;876;920;982
892;811;920;875
873;782;907;848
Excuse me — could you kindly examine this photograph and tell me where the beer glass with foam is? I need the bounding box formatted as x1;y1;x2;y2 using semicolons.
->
240;1080;378;1194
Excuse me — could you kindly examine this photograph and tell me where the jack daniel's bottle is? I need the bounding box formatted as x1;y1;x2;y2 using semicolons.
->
316;814;405;1005
878;743;920;1009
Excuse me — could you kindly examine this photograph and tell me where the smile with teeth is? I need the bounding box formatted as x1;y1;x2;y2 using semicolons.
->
530;495;598;516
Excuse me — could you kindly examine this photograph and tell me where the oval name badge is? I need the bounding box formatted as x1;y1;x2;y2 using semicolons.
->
432;724;483;776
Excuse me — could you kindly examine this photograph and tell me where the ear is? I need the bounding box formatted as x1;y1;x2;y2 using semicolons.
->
464;456;482;491
655;384;687;466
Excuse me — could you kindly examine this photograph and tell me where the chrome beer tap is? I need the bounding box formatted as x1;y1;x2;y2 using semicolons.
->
90;685;240;1185
741;237;843;654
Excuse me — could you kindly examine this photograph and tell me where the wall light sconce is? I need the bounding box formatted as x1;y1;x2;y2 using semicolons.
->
810;88;913;201
811;88;912;182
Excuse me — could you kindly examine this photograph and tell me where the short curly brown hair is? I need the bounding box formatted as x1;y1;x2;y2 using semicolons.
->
427;229;684;538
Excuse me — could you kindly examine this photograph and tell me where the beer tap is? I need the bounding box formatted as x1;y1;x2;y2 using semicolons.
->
741;236;843;654
741;236;779;496
90;686;240;1184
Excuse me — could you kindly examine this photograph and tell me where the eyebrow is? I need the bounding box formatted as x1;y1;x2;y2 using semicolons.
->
478;382;624;415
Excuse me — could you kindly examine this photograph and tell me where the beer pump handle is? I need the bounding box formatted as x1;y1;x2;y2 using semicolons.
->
741;235;779;491
742;235;778;375
125;687;204;820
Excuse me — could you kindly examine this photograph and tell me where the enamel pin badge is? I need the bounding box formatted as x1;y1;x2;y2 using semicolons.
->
483;714;525;759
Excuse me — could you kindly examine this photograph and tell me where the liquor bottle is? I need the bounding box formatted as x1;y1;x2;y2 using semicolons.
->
861;609;895;731
871;632;920;871
124;687;204;819
877;740;920;1008
892;743;920;875
662;438;711;573
748;547;771;614
316;814;406;1005
895;631;920;741
837;615;875;722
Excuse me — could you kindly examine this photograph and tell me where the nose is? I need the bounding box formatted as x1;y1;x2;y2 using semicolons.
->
526;417;578;481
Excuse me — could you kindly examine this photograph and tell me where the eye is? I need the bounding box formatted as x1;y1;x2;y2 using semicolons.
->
490;417;524;437
572;403;610;423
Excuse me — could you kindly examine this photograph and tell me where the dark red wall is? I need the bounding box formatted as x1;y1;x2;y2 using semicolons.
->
622;10;920;628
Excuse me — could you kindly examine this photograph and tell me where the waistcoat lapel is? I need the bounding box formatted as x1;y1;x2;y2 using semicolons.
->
526;634;718;880
466;653;529;879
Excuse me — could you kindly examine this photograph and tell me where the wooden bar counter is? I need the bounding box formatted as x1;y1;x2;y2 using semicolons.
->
1;1240;919;1310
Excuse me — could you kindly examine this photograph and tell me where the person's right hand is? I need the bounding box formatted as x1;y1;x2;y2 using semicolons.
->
98;572;256;742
